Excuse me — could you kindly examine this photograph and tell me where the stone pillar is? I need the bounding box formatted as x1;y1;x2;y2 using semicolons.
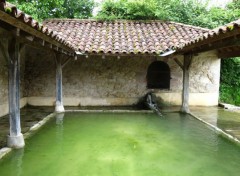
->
7;38;25;148
180;54;192;114
55;55;65;113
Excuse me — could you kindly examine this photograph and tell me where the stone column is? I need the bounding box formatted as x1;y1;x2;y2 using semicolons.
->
7;38;25;148
55;54;65;113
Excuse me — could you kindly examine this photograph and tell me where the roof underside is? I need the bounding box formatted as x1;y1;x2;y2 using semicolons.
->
176;19;240;58
0;1;76;55
44;19;209;55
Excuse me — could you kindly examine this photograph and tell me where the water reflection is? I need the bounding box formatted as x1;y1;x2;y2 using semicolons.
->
10;148;24;176
56;113;65;154
56;113;65;125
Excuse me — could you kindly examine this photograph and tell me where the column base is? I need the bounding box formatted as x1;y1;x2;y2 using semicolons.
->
7;133;25;149
180;107;190;114
55;104;65;113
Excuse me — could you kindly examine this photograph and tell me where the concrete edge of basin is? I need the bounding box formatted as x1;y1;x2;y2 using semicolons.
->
64;110;154;113
190;113;240;146
0;112;56;160
23;113;56;139
0;147;12;160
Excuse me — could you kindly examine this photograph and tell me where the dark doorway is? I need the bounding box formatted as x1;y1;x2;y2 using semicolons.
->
147;61;171;89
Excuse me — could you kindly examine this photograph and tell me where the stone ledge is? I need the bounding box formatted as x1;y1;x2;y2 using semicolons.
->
64;110;153;113
219;103;240;111
24;113;56;139
190;112;240;146
0;113;55;160
0;147;12;160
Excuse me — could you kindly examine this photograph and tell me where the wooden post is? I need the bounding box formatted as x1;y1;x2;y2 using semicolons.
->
180;54;192;114
2;38;25;148
55;53;65;113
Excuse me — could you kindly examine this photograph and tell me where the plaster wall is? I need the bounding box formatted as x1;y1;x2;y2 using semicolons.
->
24;47;220;106
156;51;221;106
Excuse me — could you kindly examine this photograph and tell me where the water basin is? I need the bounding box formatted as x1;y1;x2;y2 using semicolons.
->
0;112;240;176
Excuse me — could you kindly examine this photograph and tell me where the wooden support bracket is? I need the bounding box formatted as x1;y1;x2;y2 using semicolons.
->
173;58;184;70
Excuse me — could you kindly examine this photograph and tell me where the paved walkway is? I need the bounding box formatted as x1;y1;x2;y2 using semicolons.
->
191;106;240;141
0;106;53;148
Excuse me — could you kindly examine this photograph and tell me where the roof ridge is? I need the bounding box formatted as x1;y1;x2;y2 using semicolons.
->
168;21;210;32
44;18;210;31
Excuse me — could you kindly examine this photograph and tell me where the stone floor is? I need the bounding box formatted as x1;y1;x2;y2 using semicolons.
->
191;106;240;140
0;106;54;148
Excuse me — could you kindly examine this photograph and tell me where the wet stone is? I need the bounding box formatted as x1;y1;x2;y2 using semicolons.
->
0;106;53;148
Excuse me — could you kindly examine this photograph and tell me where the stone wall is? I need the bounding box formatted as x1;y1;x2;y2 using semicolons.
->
24;47;220;106
156;51;220;106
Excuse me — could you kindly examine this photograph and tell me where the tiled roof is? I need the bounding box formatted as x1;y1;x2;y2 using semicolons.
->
44;19;209;55
0;1;76;52
176;19;240;52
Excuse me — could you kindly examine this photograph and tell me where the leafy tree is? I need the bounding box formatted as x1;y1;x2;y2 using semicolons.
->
96;0;157;20
7;0;95;21
220;58;240;105
63;0;95;19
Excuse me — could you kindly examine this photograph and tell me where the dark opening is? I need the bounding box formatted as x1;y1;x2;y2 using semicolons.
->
147;61;171;89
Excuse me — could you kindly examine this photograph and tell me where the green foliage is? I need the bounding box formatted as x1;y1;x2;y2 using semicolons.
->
96;0;240;28
96;0;157;20
7;0;95;21
220;58;240;106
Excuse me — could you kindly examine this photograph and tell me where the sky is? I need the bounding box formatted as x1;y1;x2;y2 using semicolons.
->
204;0;232;7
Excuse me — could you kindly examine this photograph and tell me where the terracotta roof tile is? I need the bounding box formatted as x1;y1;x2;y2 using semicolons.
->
176;19;240;52
44;19;209;55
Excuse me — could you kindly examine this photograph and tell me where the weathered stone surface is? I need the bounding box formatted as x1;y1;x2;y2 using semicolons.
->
0;44;221;109
24;47;220;106
190;51;220;93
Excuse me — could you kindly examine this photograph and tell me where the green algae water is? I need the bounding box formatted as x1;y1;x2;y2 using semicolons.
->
1;112;240;176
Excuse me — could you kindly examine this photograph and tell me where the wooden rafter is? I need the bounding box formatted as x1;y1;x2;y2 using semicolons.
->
0;13;74;56
181;36;240;54
178;28;240;54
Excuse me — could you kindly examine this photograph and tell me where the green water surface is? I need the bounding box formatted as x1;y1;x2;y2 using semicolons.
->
0;112;240;176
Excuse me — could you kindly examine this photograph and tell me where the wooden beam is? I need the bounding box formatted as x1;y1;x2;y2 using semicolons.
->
218;50;240;58
179;29;240;53
0;11;74;53
174;58;183;70
0;20;74;56
180;54;192;114
0;21;74;56
61;57;72;69
0;38;25;148
181;37;240;54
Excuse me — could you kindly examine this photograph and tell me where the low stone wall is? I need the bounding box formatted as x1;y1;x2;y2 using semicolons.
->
0;98;27;117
